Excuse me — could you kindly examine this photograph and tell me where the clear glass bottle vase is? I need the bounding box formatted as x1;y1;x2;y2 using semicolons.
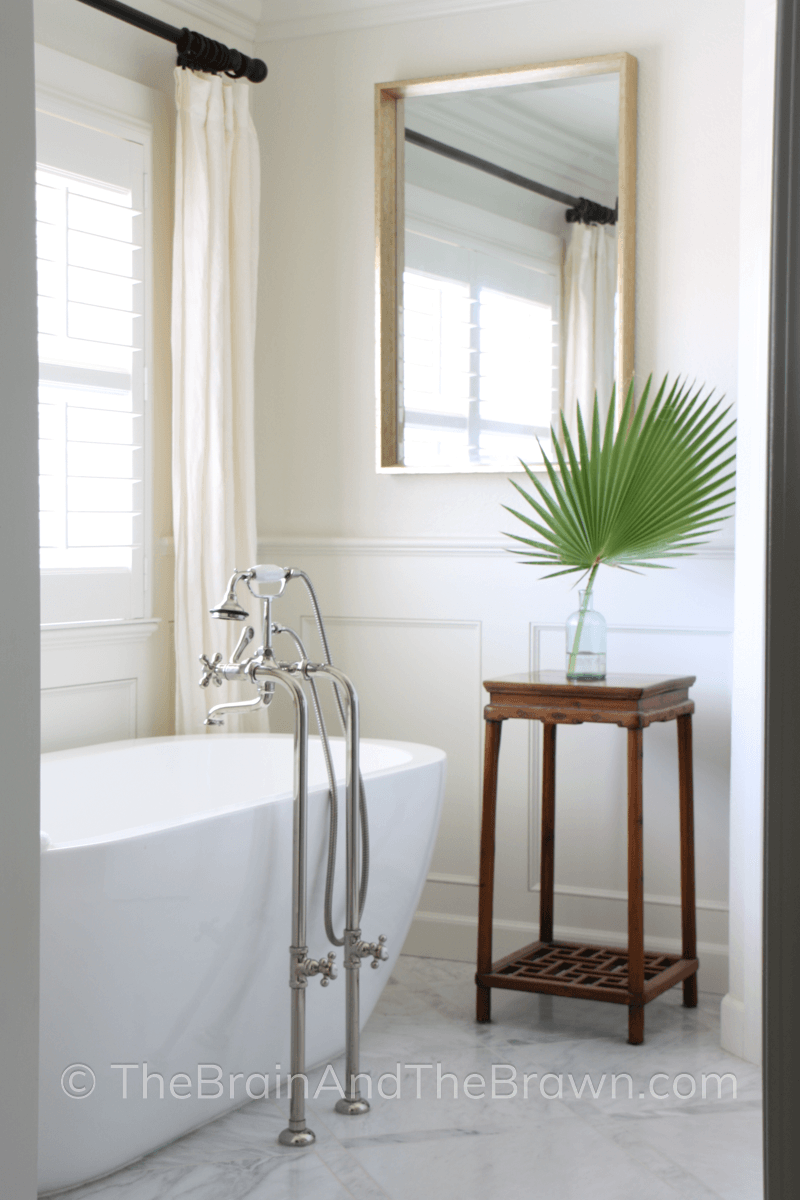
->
565;589;607;680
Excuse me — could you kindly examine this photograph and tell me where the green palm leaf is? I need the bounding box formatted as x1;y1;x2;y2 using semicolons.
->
503;376;736;670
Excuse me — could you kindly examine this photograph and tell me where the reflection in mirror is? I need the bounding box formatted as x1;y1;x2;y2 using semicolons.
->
376;55;636;472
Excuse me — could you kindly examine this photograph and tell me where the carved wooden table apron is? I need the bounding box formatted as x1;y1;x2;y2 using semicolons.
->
475;672;699;1045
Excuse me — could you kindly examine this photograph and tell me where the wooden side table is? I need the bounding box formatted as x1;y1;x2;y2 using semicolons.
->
475;671;699;1044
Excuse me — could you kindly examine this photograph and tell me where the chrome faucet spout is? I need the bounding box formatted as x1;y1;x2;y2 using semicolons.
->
204;692;266;726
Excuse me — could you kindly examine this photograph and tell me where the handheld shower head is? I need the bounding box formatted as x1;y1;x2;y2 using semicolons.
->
245;563;290;601
210;571;251;621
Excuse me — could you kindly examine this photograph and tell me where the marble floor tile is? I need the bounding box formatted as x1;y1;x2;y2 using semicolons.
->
582;1107;764;1200
339;1109;698;1200
51;1152;359;1200
46;956;762;1200
47;1100;366;1200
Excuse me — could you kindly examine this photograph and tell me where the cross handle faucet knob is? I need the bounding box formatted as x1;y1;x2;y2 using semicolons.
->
301;951;337;987
357;934;389;969
199;652;224;688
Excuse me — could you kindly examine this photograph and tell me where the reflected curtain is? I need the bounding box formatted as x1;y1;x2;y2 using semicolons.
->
171;69;259;734
562;223;618;435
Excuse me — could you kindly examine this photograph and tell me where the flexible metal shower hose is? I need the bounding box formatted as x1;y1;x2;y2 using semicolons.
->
278;570;370;947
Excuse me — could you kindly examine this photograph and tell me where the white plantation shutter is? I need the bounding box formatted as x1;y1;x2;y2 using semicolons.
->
35;108;147;622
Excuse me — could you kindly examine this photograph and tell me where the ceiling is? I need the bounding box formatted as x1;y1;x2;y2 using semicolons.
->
174;0;552;42
405;72;620;209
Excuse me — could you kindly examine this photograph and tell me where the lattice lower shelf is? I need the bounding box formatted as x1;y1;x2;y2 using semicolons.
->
477;940;698;1006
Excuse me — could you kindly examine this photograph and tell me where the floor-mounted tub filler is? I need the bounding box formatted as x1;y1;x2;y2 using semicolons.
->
38;566;446;1195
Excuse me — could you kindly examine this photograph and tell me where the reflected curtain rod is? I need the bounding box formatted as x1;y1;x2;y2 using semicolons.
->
404;128;616;226
74;0;268;82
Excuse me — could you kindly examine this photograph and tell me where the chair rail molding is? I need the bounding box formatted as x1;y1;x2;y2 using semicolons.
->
256;535;734;561
41;618;160;650
155;534;734;560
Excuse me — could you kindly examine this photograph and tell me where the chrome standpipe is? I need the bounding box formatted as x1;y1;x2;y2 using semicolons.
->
308;664;377;1116
320;666;367;1114
257;667;320;1148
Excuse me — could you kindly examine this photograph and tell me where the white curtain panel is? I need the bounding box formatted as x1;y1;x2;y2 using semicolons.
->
562;223;618;436
171;69;259;734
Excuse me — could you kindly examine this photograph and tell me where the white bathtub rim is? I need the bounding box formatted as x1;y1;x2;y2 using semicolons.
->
40;733;446;851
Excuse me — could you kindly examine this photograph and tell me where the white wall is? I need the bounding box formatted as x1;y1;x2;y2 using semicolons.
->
253;0;745;996
0;1;42;1193
722;0;776;1066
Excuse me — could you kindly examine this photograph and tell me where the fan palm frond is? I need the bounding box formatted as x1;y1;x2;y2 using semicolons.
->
504;376;736;674
504;375;736;595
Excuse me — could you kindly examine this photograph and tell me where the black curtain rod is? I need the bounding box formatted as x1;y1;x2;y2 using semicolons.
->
404;128;616;226
75;0;268;82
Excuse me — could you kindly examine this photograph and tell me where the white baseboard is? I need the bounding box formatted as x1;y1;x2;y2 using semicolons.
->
402;910;729;996
720;993;762;1064
720;994;746;1059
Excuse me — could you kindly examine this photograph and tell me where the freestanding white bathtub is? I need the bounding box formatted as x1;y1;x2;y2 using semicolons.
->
38;733;446;1195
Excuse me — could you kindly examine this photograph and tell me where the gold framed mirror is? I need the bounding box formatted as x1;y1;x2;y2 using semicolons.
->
376;53;637;472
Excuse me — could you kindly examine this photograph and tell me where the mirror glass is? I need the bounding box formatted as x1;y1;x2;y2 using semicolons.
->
376;57;636;472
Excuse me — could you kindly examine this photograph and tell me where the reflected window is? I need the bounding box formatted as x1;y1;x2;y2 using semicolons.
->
400;189;559;469
402;269;556;469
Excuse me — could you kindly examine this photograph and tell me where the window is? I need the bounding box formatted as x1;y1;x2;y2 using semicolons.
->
35;103;149;622
401;187;561;471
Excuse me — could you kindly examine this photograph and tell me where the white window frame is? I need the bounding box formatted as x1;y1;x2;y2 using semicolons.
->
34;45;154;624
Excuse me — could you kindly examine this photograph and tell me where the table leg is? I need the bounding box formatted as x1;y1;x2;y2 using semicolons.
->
476;718;503;1023
627;726;645;1045
677;712;698;1007
539;723;556;943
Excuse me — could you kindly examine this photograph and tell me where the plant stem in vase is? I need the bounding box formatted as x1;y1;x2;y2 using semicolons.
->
566;565;606;679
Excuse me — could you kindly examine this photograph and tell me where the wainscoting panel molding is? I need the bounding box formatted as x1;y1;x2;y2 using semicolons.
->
41;678;137;753
299;614;483;881
260;534;734;992
41;615;171;749
257;535;734;561
40;618;160;651
527;623;733;901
